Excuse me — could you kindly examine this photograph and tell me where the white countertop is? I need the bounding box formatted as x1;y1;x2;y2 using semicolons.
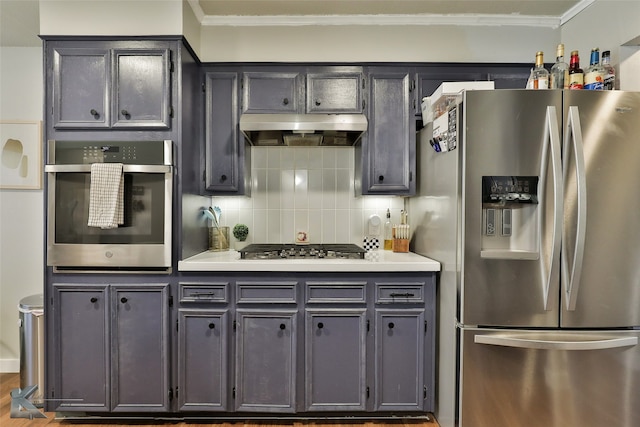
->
178;250;440;273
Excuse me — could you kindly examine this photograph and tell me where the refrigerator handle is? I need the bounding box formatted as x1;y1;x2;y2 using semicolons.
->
539;106;563;311
563;106;587;311
475;334;638;351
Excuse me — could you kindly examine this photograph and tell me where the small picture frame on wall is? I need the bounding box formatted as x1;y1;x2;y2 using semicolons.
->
0;120;42;190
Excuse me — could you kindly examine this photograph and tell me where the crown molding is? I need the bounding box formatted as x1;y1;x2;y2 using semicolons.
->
561;0;595;25
199;13;562;28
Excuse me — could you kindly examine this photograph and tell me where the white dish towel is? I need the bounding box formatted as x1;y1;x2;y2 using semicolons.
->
88;163;124;229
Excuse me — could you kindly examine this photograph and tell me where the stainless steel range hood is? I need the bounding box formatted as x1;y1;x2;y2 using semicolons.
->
239;113;368;146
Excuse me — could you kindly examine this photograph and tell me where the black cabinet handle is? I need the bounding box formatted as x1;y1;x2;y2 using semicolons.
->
220;174;227;182
90;297;98;303
90;109;98;116
283;98;289;105
208;323;215;329
121;109;130;118
279;323;286;330
315;99;321;106
120;297;128;304
317;322;324;329
388;322;395;329
378;175;384;182
390;292;415;297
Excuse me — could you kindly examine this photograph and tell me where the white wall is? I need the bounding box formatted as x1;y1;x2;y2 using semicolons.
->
561;0;640;89
198;24;559;64
0;47;44;372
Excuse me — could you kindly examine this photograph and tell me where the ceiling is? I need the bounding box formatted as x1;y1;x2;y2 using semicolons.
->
1;0;589;47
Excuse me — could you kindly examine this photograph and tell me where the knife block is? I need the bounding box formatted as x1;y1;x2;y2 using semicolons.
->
392;238;409;253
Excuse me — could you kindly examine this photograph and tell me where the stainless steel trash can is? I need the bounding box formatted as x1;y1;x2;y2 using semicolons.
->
18;294;44;406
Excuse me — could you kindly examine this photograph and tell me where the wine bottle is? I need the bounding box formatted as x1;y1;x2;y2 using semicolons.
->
568;50;584;90
550;44;569;89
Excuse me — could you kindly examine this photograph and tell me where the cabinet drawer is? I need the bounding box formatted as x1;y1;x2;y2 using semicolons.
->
236;282;298;303
306;281;367;303
375;282;425;304
180;283;228;303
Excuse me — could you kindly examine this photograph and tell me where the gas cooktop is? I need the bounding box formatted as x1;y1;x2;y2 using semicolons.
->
239;244;366;260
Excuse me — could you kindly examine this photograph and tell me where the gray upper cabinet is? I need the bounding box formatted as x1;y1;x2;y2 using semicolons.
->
204;71;249;194
359;68;415;195
306;71;363;113
51;46;171;129
242;71;303;113
112;49;171;128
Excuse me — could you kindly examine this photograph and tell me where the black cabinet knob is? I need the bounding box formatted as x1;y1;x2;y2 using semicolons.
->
283;98;289;105
90;297;98;303
388;322;395;329
279;323;286;330
379;175;385;182
317;322;324;329
90;109;98;116
120;297;128;304
315;99;321;106
220;174;227;182
208;323;215;329
121;109;130;118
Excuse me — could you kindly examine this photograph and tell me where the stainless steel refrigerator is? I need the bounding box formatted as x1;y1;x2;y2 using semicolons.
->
410;89;640;427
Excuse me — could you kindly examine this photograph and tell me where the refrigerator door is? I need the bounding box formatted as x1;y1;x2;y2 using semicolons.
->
461;90;563;327
460;327;640;427
560;91;640;328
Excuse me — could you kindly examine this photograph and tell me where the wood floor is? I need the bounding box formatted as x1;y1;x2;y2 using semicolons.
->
1;373;440;427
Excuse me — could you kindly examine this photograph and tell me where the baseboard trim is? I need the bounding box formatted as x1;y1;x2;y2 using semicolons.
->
0;358;20;373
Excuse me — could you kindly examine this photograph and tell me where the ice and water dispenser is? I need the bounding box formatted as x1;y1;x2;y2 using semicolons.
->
480;176;540;259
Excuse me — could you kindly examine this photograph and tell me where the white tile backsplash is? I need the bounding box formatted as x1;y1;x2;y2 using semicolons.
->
210;146;404;245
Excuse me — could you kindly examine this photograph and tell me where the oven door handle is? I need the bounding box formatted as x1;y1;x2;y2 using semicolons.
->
45;164;172;173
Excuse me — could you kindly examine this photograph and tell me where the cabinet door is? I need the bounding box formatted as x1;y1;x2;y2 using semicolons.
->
52;285;110;411
112;49;171;128
361;70;415;195
111;285;170;412
305;309;367;411
242;72;302;113
52;48;110;128
374;309;426;411
204;72;245;193
306;72;363;113
235;310;297;412
178;309;229;411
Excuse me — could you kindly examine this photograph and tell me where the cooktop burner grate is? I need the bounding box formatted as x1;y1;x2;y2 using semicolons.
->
239;243;366;260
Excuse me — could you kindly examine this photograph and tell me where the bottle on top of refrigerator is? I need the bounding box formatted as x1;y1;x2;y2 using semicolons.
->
550;44;569;89
568;50;584;90
383;208;393;250
601;50;615;90
532;51;549;89
584;48;604;90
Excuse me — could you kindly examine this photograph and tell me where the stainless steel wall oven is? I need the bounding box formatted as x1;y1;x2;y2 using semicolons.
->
45;140;173;272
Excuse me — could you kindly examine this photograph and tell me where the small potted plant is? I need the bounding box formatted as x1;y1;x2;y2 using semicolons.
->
232;223;249;250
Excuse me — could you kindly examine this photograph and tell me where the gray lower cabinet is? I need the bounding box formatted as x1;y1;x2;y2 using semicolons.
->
52;283;171;413
375;309;426;411
305;309;367;411
178;309;229;411
235;309;298;412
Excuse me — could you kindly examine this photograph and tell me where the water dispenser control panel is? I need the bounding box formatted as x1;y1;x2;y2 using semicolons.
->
482;176;538;205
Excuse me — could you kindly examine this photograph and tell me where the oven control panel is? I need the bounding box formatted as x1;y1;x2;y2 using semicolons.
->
50;140;167;165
